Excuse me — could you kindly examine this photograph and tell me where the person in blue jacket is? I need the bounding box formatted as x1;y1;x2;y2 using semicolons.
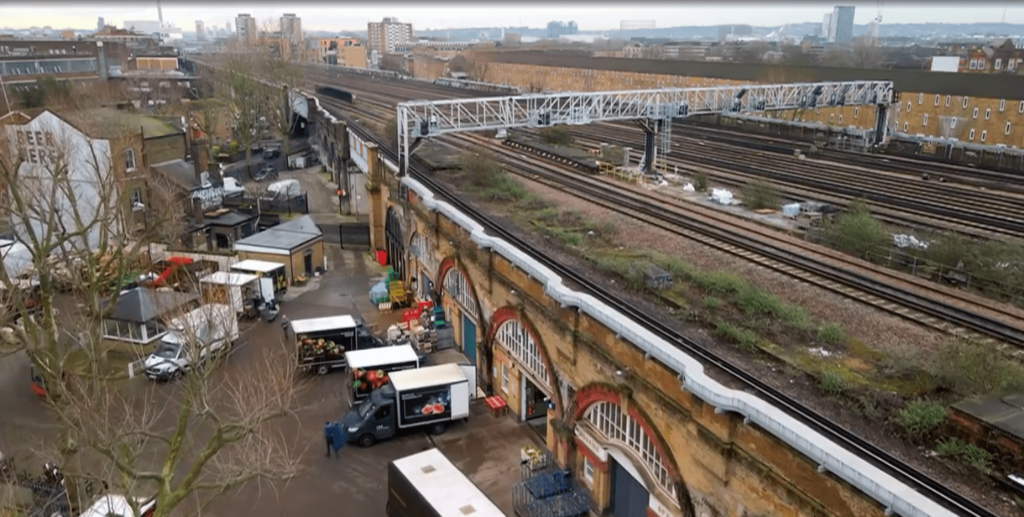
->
324;421;344;458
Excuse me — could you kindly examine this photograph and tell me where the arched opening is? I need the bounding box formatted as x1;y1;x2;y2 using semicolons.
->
573;388;692;517
438;259;480;373
488;307;557;436
384;207;405;282
409;231;438;301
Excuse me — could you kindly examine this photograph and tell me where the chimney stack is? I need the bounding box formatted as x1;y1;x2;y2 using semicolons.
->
190;138;210;182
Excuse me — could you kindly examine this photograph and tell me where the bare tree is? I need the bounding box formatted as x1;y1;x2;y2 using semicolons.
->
255;45;307;160
850;37;883;69
212;53;268;181
0;104;301;517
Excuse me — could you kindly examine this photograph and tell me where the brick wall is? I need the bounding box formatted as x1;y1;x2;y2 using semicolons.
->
144;133;186;165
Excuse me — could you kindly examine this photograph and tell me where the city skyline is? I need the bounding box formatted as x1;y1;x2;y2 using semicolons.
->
2;3;1024;33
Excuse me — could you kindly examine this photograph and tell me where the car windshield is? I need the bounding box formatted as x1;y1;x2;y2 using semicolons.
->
357;401;375;419
153;342;180;359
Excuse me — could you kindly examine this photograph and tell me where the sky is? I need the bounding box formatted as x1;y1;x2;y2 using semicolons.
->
2;2;1024;33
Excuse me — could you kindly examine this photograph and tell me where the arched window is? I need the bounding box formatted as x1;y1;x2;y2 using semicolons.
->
124;148;137;172
444;267;477;318
495;319;549;385
410;233;438;275
585;401;676;498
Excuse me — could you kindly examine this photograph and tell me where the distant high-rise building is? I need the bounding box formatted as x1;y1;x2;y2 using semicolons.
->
546;21;579;38
195;20;206;41
368;17;413;54
97;17;105;31
828;5;855;44
235;13;256;45
865;19;879;41
226;20;232;33
821;13;833;41
280;13;302;52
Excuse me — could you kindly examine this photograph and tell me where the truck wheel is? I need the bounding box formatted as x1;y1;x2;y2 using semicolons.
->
430;423;448;436
358;434;375;447
316;365;329;376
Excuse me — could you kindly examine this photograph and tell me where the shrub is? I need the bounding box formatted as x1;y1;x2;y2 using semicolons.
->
741;180;781;210
735;285;783;317
895;400;947;442
935;437;992;471
820;200;888;260
486;174;527;202
693;271;745;295
693;172;709;192
601;145;624;165
819;370;846;397
927;338;1024;396
702;296;721;310
539;126;573;146
817;324;846;346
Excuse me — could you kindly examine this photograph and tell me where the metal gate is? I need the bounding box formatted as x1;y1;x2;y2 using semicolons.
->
610;459;649;517
385;207;406;281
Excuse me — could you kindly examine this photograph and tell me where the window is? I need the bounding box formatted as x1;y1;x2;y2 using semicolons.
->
829;114;834;123
973;107;979;119
374;405;391;420
124;148;136;172
906;101;911;113
945;95;951;107
583;458;594;483
1000;99;1006;112
838;115;843;124
496;320;550;385
902;122;909;132
1006;122;1012;135
443;268;477;317
985;108;991;120
500;363;509;392
995;58;1002;70
969;129;976;140
979;59;986;69
934;94;940;106
130;188;142;207
969;59;977;70
914;93;922;104
951;118;957;129
854;107;859;118
962;97;969;109
1019;101;1024;114
922;114;928;126
585;401;675;498
981;130;987;142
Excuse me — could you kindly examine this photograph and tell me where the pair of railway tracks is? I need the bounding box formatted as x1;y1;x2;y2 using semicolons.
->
320;83;1024;352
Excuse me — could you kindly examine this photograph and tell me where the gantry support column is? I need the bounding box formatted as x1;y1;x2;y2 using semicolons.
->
872;103;890;146
637;118;671;175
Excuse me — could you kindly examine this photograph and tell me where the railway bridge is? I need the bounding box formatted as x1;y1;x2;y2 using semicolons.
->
294;90;966;517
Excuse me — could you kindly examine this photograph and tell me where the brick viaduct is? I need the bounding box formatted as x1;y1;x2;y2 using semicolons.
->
348;135;915;517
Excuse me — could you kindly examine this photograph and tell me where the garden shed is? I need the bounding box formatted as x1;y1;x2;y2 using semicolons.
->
101;287;200;345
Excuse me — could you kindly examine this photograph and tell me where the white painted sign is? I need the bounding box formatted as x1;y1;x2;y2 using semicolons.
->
650;495;681;517
574;425;608;462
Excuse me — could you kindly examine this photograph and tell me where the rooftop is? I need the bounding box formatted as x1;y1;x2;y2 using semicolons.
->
103;287;199;323
233;215;322;251
152;159;201;190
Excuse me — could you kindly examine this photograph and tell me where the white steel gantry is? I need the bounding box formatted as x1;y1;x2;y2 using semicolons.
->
396;80;894;176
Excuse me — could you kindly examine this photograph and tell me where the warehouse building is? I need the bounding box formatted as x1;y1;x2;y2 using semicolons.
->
232;215;324;284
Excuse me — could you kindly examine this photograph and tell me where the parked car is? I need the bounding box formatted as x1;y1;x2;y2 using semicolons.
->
262;149;281;161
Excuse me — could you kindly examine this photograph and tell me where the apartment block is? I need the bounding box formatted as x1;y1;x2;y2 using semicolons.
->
367;17;412;55
235;14;257;45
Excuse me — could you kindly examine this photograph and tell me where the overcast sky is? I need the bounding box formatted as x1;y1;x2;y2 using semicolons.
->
2;2;1023;32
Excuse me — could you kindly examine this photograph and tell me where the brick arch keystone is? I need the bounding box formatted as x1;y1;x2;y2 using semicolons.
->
573;384;696;517
486;306;560;411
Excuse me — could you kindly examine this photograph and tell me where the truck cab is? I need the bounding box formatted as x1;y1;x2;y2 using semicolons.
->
343;384;398;446
144;304;238;381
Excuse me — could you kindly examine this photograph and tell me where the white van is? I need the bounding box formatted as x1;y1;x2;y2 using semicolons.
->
261;179;301;201
144;304;239;381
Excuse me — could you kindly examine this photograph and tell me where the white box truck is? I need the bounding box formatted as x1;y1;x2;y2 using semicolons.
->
144;304;238;381
387;448;506;517
199;271;262;317
342;363;469;447
346;344;423;406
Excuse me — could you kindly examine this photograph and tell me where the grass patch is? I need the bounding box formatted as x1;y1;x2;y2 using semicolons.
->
926;338;1024;396
693;172;709;192
702;296;721;310
819;370;847;397
715;321;758;352
817;324;846;346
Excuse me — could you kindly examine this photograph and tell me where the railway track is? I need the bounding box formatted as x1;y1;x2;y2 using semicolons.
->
312;69;1024;243
329;113;1002;517
315;82;1024;351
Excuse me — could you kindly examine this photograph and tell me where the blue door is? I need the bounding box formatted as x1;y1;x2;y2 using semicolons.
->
610;459;649;517
461;315;477;366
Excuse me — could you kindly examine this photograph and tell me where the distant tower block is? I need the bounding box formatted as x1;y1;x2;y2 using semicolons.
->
620;20;656;32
